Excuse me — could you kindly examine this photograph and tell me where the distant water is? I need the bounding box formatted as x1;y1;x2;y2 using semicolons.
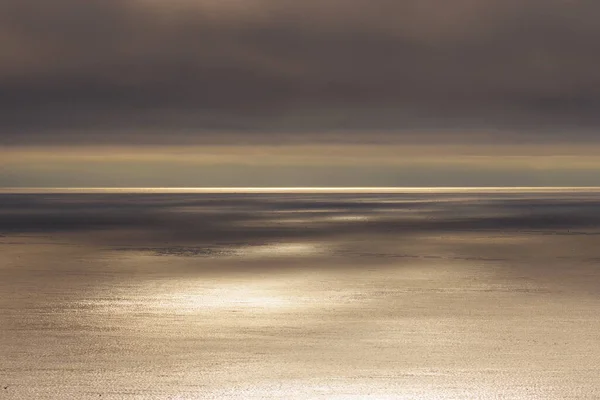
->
1;189;600;399
3;186;600;193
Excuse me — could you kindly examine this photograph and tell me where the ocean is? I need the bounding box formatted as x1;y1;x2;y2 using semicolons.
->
1;188;600;399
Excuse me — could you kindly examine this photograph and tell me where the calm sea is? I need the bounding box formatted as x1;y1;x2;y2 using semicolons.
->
1;189;600;399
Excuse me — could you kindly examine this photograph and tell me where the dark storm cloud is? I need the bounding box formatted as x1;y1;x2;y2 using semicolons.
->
1;0;600;143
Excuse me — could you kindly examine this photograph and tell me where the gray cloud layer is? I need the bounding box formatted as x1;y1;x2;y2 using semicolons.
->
1;0;600;144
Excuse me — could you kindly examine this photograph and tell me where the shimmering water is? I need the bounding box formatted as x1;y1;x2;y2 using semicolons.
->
1;190;600;399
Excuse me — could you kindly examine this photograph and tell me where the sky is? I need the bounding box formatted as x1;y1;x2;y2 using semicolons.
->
2;0;600;187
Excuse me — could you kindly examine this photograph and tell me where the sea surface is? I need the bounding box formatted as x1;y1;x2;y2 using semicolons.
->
1;189;600;399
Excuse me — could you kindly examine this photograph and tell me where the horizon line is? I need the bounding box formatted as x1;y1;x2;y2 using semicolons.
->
3;187;600;194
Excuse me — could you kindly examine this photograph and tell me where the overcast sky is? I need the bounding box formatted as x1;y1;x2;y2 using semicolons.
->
2;0;600;186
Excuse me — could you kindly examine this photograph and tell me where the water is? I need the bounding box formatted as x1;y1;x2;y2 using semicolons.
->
1;189;600;398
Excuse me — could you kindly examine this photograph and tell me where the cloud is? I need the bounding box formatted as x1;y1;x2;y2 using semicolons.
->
1;0;600;144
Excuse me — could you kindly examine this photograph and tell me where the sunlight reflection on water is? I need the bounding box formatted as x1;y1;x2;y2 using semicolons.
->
2;191;600;399
233;242;324;258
